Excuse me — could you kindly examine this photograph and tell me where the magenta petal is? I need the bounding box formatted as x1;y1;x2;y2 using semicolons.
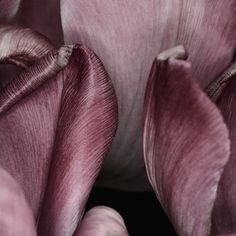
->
143;58;230;235
0;166;36;236
211;76;236;234
74;206;129;236
37;45;118;236
61;0;236;191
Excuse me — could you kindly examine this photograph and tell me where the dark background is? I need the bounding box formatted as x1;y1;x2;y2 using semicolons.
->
86;187;177;236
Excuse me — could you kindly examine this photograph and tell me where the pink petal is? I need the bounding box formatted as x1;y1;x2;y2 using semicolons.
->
61;0;236;191
74;206;129;236
0;0;20;22
0;31;117;236
35;45;118;236
0;166;36;236
0;25;54;88
211;76;236;234
143;56;230;235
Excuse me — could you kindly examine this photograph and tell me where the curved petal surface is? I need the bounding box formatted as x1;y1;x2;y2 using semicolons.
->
143;58;230;235
37;45;118;236
211;76;236;234
61;0;236;191
75;206;129;236
0;166;36;236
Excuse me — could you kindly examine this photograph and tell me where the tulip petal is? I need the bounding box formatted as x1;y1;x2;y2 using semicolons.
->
211;76;236;234
16;0;63;46
143;57;230;235
0;0;20;22
61;0;236;191
37;45;118;236
0;25;54;88
74;206;129;236
0;166;36;236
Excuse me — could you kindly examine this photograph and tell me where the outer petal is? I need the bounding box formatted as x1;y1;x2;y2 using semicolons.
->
211;76;236;234
0;166;36;236
143;58;230;235
61;0;236;191
74;206;129;236
37;45;118;236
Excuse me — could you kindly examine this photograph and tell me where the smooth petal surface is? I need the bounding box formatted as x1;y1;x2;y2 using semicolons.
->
143;58;230;235
75;206;129;236
0;0;20;22
0;166;36;236
211;76;236;234
15;0;63;46
61;0;236;190
37;45;118;236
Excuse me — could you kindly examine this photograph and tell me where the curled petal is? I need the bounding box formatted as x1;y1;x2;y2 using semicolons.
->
143;57;230;235
75;206;129;236
211;76;236;234
37;45;118;236
0;166;36;236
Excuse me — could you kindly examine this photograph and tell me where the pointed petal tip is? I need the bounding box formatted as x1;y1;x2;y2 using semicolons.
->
144;56;230;236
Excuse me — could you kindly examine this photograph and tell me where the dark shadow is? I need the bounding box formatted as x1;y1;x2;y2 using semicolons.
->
86;187;177;236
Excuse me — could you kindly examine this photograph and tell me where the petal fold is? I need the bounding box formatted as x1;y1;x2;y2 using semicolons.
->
143;57;230;235
75;206;129;236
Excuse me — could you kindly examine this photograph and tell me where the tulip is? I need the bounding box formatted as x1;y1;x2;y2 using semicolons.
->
1;0;236;235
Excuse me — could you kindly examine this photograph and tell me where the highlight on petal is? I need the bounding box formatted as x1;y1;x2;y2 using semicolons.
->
74;206;129;236
61;0;236;191
0;25;54;88
36;45;118;236
0;0;20;22
0;44;73;113
211;75;236;234
0;166;36;236
143;53;230;235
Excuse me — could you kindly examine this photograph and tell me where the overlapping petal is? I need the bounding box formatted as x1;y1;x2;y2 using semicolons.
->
75;206;129;236
143;56;230;235
61;0;236;191
0;27;118;235
0;166;36;236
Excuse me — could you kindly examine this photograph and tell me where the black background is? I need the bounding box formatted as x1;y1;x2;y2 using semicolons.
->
86;187;177;236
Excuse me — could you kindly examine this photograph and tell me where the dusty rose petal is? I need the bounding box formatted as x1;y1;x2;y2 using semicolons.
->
0;166;36;236
36;45;118;236
143;58;230;235
0;0;20;22
211;76;236;234
74;206;129;236
15;0;63;46
61;0;236;191
0;25;54;88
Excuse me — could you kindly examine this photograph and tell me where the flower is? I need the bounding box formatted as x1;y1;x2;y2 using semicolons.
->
1;1;236;235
